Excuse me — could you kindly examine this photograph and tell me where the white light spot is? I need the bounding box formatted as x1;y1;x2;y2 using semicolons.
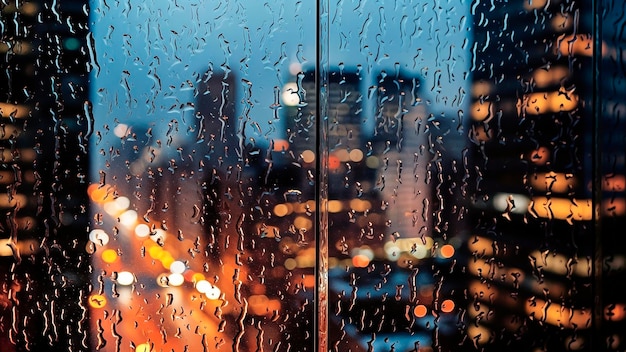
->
135;224;151;238
170;260;186;274
281;82;300;107
117;271;134;285
168;273;184;286
89;229;110;246
119;210;138;227
113;123;128;138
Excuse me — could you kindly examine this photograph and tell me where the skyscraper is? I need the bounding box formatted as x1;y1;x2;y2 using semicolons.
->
466;0;595;349
0;1;91;350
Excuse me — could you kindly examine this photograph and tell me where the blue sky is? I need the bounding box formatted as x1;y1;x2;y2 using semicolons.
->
89;0;471;179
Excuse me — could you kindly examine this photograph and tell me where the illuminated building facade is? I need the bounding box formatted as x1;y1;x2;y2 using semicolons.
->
467;0;596;349
0;1;91;350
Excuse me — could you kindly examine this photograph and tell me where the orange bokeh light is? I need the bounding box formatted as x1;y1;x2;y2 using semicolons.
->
272;139;290;152
440;244;455;259
414;304;428;318
88;183;115;203
352;254;370;268
328;154;341;170
605;303;626;321
529;146;550;165
441;299;455;313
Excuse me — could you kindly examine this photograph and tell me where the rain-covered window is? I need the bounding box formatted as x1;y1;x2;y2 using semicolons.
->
0;0;624;351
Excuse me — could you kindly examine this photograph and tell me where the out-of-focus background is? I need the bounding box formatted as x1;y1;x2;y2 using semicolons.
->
0;0;624;351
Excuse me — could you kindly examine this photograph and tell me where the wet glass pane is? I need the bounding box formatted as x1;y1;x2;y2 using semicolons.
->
86;1;318;351
600;0;626;350
323;1;470;351
0;0;625;351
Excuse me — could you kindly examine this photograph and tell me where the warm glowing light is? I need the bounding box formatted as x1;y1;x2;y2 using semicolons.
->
532;66;569;88
0;239;16;256
328;200;343;213
605;303;626;321
528;146;550;165
119;210;138;227
88;184;114;203
470;100;493;121
551;12;574;32
272;139;290;152
523;0;547;11
349;199;371;213
525;298;592;329
469;124;492;142
441;299;455;313
349;149;364;162
0;171;15;184
160;254;175;270
116;271;135;286
248;295;281;316
521;89;579;115
284;258;297;271
439;244;455;259
273;203;290;217
471;81;493;98
148;245;164;260
328;154;341;169
88;294;107;309
136;343;152;352
249;295;269;315
352;254;370;268
468;259;525;287
468;236;494;257
168;273;184;286
296;248;316;268
557;34;593;57
294;201;315;214
293;216;312;230
603;198;626;217
603;175;625;192
101;249;118;263
529;172;576;193
170;260;186;274
301;149;315;163
411;245;428;259
466;325;491;345
528;197;592;222
414;304;428;318
0;194;26;208
89;229;110;246
0;102;30;118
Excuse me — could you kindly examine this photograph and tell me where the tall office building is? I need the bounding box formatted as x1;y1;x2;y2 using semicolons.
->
0;1;91;350
467;0;595;349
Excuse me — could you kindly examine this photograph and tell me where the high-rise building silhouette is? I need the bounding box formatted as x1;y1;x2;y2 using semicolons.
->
466;1;595;349
0;1;91;350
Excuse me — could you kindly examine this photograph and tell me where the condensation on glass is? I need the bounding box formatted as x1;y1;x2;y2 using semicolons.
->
0;0;624;352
